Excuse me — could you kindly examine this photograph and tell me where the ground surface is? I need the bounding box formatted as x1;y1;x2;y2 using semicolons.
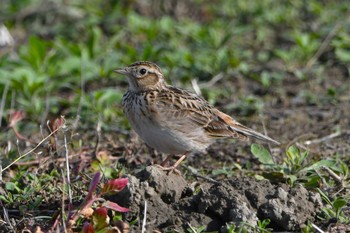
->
114;166;323;232
108;65;350;232
2;65;348;232
1;1;350;232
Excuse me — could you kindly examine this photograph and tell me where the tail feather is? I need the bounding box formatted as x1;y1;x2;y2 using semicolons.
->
216;110;280;145
230;124;280;145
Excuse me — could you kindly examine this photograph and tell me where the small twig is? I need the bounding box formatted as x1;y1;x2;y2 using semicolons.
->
200;72;224;88
295;142;310;151
47;119;59;152
0;80;9;127
63;122;73;210
187;223;196;233
0;198;14;231
311;222;325;233
141;201;147;233
61;169;68;233
320;166;342;186
94;116;102;156
182;165;220;184
191;78;202;96
306;9;350;68
286;133;315;150
304;131;341;145
15;140;21;159
1;116;65;172
39;124;45;140
51;170;66;232
315;168;329;189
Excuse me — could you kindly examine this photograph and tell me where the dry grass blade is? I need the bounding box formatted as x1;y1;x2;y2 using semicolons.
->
141;200;147;233
1;116;66;173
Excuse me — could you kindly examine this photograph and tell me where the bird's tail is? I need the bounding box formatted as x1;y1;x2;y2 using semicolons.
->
230;123;280;145
216;111;280;145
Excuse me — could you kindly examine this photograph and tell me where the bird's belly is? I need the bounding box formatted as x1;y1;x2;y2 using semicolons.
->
139;124;189;154
128;114;209;154
123;93;212;154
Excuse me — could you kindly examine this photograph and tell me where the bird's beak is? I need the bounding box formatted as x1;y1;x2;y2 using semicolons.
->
114;67;130;75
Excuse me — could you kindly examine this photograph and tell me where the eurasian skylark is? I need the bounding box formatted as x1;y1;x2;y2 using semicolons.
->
115;61;279;173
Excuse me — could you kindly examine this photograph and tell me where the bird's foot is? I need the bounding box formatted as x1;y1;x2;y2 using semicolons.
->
155;153;188;175
154;164;181;175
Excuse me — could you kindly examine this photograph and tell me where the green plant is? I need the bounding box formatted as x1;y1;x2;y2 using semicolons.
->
0;169;61;212
317;188;349;224
186;224;208;233
226;95;264;117
300;221;315;233
251;144;337;185
225;219;272;233
332;30;350;63
256;219;271;233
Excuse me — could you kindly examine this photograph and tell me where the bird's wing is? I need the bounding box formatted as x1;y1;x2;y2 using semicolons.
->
155;86;247;140
154;86;280;144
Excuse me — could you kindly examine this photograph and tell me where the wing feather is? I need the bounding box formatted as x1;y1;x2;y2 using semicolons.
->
153;86;279;144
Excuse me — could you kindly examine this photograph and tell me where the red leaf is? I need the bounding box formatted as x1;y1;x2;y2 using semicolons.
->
87;172;101;200
83;222;95;233
94;207;108;217
52;117;65;131
93;207;109;230
8;111;24;128
102;178;128;194
103;201;129;213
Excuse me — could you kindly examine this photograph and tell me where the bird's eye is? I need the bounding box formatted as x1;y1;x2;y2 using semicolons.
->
139;68;147;75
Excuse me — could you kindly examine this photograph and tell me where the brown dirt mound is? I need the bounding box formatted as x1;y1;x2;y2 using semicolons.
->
112;166;323;232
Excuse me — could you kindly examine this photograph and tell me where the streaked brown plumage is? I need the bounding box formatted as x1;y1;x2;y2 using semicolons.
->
115;61;279;172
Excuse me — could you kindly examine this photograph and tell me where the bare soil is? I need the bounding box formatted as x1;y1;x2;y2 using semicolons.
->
0;63;349;232
113;166;323;232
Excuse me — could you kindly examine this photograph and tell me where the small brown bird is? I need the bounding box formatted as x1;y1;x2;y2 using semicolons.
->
115;61;279;173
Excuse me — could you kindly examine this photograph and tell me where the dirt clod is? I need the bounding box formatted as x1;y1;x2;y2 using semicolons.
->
113;166;323;232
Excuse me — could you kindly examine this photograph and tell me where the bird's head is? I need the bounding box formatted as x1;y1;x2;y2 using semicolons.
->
115;61;166;91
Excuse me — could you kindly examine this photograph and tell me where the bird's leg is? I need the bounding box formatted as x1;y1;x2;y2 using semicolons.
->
160;154;173;167
156;152;188;175
169;153;187;171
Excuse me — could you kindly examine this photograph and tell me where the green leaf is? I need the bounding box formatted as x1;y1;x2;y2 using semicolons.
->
286;145;299;159
333;198;346;211
335;48;350;62
251;144;274;164
300;159;336;173
0;195;11;204
317;188;332;206
304;176;321;188
287;175;298;186
339;161;348;177
21;35;49;71
5;182;20;192
262;171;285;180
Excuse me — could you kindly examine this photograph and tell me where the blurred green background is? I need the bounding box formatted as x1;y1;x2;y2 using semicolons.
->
0;0;349;135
